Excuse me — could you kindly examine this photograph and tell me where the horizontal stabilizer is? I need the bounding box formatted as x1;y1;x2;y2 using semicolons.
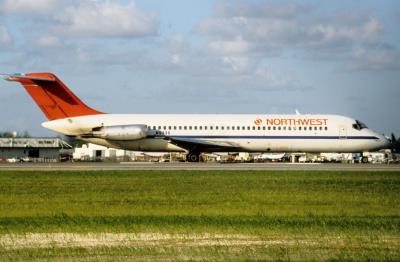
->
1;73;56;82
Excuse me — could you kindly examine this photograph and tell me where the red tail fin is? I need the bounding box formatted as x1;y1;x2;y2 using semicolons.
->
7;72;104;120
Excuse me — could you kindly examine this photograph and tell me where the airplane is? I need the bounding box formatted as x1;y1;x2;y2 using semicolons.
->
253;153;289;162
2;72;397;162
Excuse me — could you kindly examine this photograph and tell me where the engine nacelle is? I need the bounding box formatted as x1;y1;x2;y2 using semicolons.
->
92;125;147;141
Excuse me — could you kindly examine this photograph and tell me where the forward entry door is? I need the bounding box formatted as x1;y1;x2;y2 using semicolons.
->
339;126;347;139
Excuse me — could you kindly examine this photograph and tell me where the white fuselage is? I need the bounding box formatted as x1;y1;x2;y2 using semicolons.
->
42;114;389;153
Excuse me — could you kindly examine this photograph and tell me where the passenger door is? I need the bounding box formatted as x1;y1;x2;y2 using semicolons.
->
339;126;347;139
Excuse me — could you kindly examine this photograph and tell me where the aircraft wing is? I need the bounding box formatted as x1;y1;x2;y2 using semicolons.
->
167;136;242;152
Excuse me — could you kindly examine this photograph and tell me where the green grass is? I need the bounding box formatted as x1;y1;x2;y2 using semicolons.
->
0;170;399;260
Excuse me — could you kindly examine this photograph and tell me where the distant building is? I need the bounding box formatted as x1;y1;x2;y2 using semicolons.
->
0;138;71;162
73;143;137;161
72;143;184;162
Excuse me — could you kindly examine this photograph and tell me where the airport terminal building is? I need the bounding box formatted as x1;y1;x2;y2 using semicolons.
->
0;138;71;162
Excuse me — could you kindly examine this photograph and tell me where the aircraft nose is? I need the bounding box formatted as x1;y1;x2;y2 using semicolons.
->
379;134;391;149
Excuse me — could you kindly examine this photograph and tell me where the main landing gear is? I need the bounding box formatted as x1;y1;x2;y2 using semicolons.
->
186;153;200;162
361;156;369;164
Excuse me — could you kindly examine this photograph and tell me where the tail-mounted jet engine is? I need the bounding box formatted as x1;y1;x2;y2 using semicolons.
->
90;125;149;141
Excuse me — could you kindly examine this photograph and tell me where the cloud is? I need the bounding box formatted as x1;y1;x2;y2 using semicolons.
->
37;35;61;47
54;1;157;38
0;1;159;73
195;1;397;72
0;1;157;39
0;0;58;14
214;1;308;19
199;5;383;54
345;47;400;71
209;36;250;55
0;25;12;45
309;17;382;45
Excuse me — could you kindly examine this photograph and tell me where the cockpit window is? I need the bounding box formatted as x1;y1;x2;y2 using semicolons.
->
352;120;368;130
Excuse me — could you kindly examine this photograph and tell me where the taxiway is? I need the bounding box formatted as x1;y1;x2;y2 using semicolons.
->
0;162;399;171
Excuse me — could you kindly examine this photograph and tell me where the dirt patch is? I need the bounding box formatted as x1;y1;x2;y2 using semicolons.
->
0;233;312;250
1;233;398;250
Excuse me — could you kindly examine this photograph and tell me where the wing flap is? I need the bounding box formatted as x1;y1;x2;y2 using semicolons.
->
168;136;242;152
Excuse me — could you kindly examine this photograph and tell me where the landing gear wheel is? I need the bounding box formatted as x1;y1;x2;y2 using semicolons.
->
186;153;200;162
361;157;369;164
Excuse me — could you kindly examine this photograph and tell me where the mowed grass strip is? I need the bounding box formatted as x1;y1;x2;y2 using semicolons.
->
0;232;398;261
0;170;398;233
1;245;399;262
0;170;399;260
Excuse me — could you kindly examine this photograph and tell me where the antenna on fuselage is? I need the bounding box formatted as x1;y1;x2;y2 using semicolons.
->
295;109;301;115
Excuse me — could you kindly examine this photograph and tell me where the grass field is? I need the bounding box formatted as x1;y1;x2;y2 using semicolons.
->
0;170;399;261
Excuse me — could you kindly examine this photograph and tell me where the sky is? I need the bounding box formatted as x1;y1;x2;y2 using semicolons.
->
0;0;399;136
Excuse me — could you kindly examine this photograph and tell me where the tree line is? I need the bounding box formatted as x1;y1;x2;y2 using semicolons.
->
0;131;31;138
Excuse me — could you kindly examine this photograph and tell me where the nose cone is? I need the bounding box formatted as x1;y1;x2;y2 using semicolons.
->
376;134;391;150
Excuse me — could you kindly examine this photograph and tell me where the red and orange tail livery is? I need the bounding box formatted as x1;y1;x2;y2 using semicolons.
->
4;72;103;120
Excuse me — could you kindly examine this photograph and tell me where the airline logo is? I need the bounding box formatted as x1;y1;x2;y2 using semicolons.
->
254;118;262;125
254;118;328;126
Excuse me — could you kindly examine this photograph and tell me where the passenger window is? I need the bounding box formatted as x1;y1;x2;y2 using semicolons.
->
278;126;281;130
288;127;291;130
221;126;224;130
153;126;156;130
205;126;208;130
314;126;317;130
247;126;250;130
163;126;166;130
252;126;255;130
299;127;302;130
184;126;187;130
273;126;276;130
227;126;230;130
210;126;213;130
216;126;219;130
257;126;261;130
199;126;202;130
168;126;171;130
319;126;323;130
174;126;177;130
268;126;271;130
242;126;245;130
263;126;266;130
325;126;328;131
283;126;286;130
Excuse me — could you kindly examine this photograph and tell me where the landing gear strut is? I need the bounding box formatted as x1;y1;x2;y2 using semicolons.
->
186;153;200;162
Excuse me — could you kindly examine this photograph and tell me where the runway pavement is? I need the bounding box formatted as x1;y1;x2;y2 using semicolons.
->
0;162;399;171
